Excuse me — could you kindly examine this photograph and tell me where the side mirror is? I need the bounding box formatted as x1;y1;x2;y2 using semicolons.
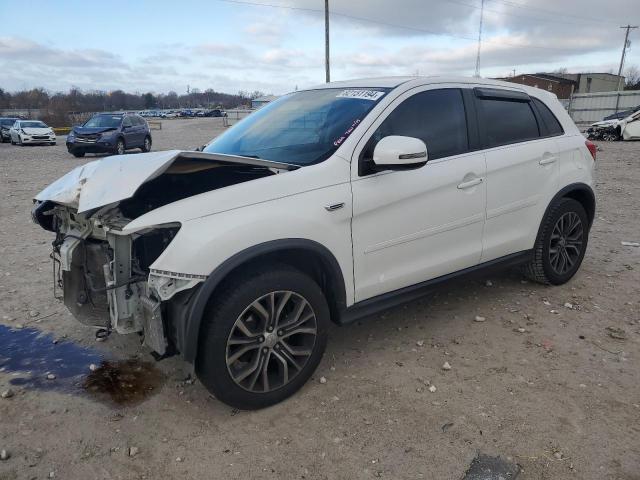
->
372;136;428;170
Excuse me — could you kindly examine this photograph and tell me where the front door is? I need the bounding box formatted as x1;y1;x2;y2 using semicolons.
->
351;87;487;302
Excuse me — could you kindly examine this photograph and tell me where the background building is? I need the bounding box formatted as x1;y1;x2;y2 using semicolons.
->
494;72;625;99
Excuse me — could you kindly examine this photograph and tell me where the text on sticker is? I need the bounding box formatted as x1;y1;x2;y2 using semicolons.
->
336;90;385;101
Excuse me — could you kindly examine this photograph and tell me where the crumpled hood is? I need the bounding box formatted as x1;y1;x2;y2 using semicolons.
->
72;126;117;135
590;119;618;128
34;150;296;213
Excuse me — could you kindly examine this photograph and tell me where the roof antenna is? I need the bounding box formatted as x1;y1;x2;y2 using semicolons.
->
474;0;484;78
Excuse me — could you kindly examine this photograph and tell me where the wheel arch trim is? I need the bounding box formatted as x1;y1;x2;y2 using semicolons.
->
537;183;595;242
181;238;347;364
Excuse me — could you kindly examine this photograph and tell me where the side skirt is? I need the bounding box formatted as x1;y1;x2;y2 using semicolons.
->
339;250;532;325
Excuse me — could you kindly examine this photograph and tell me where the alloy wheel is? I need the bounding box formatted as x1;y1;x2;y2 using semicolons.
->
226;291;317;393
116;140;125;155
548;212;584;275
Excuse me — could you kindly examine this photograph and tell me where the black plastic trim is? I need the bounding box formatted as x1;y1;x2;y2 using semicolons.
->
539;183;596;232
181;239;347;364
473;87;531;102
339;250;533;325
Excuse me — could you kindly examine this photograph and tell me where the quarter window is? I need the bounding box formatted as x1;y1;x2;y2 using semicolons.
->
532;98;564;136
361;89;468;174
478;98;540;147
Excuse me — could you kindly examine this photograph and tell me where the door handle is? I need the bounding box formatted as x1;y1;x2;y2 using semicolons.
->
457;177;483;189
539;155;557;165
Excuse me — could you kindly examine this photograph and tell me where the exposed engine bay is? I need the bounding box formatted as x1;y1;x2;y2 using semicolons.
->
32;151;295;356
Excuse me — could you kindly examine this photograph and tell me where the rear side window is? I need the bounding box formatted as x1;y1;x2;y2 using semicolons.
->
478;99;540;147
532;98;564;136
363;88;468;164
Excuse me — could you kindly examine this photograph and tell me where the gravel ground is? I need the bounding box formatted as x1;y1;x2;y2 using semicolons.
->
1;119;639;480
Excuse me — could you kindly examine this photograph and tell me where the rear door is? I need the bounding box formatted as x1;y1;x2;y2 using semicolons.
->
475;88;559;262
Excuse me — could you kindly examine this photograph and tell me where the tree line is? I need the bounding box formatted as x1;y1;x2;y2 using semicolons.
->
0;87;267;125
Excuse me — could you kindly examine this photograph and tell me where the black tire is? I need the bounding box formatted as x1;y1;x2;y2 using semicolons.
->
523;198;589;285
115;138;125;155
196;265;329;410
72;151;85;158
141;135;152;152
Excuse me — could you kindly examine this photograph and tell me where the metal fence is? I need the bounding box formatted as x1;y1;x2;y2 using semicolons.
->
223;109;254;127
566;91;640;126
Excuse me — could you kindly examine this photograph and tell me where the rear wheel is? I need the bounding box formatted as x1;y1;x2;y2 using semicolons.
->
141;136;152;152
523;198;589;285
196;265;329;409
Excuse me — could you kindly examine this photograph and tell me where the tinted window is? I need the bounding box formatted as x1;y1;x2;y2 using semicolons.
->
479;99;539;147
363;89;468;165
122;116;133;127
532;98;563;136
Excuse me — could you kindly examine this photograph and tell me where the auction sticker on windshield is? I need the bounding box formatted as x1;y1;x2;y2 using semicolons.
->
336;90;386;101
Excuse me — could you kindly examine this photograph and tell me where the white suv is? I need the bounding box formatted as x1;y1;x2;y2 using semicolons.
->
32;77;596;409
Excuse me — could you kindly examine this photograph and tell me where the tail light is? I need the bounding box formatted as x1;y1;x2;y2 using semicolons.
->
585;140;597;161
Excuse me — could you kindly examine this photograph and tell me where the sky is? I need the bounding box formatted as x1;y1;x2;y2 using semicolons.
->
0;0;639;96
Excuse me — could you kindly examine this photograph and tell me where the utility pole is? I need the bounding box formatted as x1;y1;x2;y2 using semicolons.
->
474;0;485;77
615;25;638;112
617;25;638;90
325;0;330;83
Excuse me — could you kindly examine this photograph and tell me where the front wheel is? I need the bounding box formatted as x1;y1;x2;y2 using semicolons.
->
196;265;329;409
523;198;589;285
114;138;125;155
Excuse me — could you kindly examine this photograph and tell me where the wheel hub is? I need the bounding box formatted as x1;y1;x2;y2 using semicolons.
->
263;331;278;348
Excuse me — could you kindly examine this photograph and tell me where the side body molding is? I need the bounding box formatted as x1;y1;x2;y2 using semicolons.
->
181;239;347;364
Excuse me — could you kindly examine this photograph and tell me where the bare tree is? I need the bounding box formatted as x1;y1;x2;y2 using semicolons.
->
625;65;640;90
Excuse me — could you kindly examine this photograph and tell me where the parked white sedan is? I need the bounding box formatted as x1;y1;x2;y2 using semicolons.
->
10;120;56;146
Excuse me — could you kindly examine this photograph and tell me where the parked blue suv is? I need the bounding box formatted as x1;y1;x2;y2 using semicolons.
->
66;113;152;158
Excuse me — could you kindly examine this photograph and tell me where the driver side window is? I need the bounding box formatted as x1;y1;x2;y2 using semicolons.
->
123;117;133;128
360;88;469;175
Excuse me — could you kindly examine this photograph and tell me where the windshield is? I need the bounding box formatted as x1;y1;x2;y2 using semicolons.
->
22;121;47;128
84;115;122;128
204;88;390;165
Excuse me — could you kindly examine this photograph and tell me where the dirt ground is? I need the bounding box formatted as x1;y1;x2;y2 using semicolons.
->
0;118;638;480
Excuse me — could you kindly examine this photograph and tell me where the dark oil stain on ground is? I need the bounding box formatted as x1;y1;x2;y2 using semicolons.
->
83;359;164;407
463;454;520;480
0;324;164;407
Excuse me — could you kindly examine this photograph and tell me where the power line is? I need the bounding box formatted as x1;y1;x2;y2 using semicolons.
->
486;0;627;26
214;0;606;52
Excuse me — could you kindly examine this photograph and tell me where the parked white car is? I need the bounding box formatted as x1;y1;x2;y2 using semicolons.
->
32;77;596;409
10;120;56;146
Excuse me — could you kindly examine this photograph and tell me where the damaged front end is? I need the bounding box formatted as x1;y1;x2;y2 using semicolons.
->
41;202;186;356
32;150;296;357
